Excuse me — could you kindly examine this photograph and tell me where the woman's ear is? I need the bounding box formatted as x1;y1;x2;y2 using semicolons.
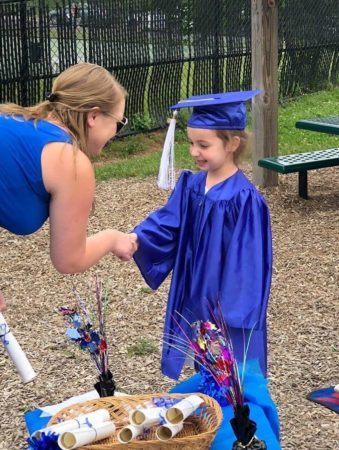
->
87;108;100;129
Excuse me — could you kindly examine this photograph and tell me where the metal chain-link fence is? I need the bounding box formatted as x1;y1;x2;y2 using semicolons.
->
0;0;338;134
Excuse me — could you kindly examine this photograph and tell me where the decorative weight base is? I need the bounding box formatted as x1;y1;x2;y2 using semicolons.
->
94;369;116;397
232;436;267;450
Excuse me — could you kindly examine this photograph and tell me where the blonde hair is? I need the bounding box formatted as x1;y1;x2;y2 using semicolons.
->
0;63;127;156
216;129;249;164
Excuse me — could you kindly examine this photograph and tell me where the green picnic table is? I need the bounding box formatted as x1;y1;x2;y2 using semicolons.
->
258;116;339;199
295;116;339;135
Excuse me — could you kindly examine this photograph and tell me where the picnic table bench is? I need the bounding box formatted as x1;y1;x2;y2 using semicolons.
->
258;148;339;199
258;116;339;199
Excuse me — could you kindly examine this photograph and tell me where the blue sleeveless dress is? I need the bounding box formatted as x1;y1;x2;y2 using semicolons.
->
0;114;71;235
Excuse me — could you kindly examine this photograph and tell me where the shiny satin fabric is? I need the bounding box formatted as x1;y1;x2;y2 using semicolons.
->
171;90;261;130
188;102;247;130
133;169;272;380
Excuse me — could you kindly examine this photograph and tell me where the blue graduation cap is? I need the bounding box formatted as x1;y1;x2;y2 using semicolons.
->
158;90;262;189
171;90;261;130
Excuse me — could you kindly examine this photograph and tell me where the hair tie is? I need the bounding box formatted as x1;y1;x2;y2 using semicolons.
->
46;92;57;102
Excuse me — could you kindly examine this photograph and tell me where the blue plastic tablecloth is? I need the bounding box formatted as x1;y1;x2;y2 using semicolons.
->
25;408;51;436
170;370;281;450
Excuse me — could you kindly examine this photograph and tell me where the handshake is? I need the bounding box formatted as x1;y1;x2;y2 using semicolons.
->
113;231;139;262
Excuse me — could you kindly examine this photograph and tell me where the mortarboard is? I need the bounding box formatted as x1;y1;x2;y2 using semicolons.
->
158;90;262;189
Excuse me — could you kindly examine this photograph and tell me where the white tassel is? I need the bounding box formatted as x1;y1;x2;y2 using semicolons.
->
157;110;178;189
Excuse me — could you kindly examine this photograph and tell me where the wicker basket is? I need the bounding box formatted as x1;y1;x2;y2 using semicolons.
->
48;392;222;449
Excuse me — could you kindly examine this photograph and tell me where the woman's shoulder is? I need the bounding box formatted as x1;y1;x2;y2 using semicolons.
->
42;141;91;172
36;119;72;142
6;113;69;132
0;113;27;131
0;114;71;143
42;142;93;194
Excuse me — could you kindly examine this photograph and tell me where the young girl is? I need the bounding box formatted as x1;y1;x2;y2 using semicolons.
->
131;91;272;380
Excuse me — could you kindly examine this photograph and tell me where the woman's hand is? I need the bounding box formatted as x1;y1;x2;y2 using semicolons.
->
112;231;139;261
0;291;6;312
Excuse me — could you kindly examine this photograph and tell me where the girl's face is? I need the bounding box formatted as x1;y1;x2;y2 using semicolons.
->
187;127;239;173
86;97;126;156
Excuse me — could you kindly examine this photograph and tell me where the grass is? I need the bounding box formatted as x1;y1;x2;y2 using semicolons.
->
127;338;158;357
278;87;339;155
94;87;339;181
94;128;195;181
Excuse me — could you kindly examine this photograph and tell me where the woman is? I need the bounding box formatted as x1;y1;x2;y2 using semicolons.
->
0;63;136;311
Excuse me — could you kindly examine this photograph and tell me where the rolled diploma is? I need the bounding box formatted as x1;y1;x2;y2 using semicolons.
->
117;424;145;444
165;395;203;424
130;406;167;427
156;422;184;441
0;312;36;383
58;421;116;449
33;408;110;439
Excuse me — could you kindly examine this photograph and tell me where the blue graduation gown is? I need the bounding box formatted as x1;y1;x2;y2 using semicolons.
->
133;170;272;380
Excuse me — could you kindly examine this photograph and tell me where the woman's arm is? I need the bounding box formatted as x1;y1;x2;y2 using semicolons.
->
41;142;135;274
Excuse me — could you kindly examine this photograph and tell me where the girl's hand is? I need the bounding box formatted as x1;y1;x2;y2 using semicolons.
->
129;233;139;253
0;291;6;312
112;231;139;261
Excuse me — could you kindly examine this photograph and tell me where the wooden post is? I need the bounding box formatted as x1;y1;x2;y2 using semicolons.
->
251;0;278;186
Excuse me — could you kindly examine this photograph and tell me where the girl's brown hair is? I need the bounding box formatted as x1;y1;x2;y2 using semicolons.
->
216;129;249;164
0;63;127;156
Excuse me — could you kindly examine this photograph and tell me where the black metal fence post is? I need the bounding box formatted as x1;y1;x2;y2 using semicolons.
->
213;0;221;93
19;0;29;106
0;0;337;133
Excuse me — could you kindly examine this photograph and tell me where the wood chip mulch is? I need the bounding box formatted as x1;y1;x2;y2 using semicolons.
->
0;164;338;450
